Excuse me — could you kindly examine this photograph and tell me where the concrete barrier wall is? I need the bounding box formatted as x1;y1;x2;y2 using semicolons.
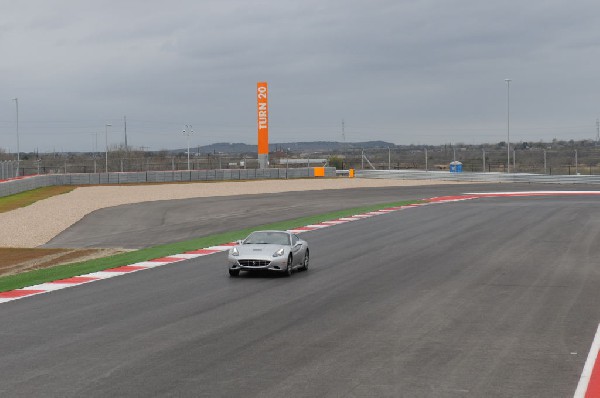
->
0;167;336;198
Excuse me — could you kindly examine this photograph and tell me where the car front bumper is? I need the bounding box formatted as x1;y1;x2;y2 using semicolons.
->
228;255;288;272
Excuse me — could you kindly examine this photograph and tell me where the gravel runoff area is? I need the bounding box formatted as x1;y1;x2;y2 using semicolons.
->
0;178;472;248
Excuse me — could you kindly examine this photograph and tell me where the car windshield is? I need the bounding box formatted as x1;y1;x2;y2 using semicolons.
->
244;232;290;245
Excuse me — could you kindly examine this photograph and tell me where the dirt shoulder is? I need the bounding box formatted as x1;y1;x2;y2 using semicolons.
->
0;178;472;249
0;248;127;277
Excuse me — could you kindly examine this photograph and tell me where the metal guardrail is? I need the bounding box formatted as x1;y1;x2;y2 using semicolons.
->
356;169;600;185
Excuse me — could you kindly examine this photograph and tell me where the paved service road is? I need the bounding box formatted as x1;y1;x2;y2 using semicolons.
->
45;182;597;249
3;195;599;397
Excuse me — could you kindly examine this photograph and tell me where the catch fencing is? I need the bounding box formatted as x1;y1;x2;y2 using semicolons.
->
0;161;19;180
0;167;336;198
356;169;600;184
345;146;600;175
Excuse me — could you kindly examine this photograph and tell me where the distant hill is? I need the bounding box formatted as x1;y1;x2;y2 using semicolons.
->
170;141;395;154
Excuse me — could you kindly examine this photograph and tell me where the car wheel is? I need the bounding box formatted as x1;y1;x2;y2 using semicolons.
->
284;255;293;276
301;249;309;271
229;269;240;277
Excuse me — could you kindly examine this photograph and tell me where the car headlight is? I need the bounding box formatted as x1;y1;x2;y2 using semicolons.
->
273;248;285;257
231;247;239;256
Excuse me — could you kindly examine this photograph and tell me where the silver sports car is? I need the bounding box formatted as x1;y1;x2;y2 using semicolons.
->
228;230;309;277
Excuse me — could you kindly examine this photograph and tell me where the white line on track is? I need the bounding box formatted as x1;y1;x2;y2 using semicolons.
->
574;323;600;398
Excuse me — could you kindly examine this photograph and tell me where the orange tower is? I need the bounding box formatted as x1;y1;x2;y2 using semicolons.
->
257;82;269;168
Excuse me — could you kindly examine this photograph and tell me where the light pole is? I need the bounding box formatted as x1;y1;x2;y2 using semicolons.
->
105;123;112;172
183;125;194;170
482;148;486;172
89;132;98;173
543;149;547;174
13;98;19;177
505;79;512;173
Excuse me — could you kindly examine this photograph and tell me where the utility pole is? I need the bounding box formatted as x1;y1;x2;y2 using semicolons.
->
482;148;486;172
361;149;364;169
513;149;516;171
124;115;128;150
342;119;346;168
105;123;112;173
13;98;19;177
596;118;599;145
89;132;98;173
505;78;512;173
183;125;193;170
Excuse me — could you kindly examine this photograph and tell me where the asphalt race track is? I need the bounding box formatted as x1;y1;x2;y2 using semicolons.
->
45;182;599;249
2;191;600;397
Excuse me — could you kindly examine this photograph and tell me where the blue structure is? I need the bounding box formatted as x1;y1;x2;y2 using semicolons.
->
449;161;463;173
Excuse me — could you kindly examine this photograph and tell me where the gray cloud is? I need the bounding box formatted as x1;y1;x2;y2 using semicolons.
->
1;0;600;152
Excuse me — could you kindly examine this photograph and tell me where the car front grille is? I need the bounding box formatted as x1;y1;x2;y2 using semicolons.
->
239;259;271;267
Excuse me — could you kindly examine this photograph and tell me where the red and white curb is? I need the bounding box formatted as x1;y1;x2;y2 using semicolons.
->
575;324;600;398
0;204;421;304
4;191;599;303
3;192;600;302
1;190;599;397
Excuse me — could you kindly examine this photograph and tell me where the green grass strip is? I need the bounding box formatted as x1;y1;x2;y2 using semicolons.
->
0;199;422;292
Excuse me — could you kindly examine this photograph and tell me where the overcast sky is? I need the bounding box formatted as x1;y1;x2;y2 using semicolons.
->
1;0;600;152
